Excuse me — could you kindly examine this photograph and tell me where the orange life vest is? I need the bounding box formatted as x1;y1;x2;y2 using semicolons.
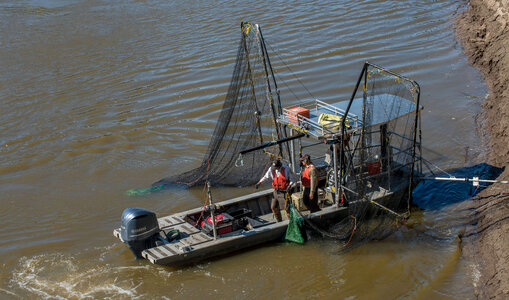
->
272;166;289;191
301;164;318;187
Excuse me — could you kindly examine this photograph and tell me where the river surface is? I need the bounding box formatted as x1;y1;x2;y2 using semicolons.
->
0;0;488;298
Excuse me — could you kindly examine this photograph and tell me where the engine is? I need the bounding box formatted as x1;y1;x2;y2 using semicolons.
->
120;207;160;259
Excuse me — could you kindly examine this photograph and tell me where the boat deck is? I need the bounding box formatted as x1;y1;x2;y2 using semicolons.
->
113;175;409;266
113;190;334;265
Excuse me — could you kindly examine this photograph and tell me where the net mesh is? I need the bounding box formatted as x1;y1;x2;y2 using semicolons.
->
305;63;422;249
285;204;306;244
152;22;283;189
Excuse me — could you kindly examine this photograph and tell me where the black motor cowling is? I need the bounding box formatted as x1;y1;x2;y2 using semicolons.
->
120;207;160;259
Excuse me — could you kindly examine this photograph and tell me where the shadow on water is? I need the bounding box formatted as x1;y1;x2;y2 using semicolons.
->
412;163;504;210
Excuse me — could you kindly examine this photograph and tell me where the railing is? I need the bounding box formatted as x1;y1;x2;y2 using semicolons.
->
279;99;361;138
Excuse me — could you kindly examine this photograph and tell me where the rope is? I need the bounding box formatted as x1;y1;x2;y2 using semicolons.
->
420;156;454;178
343;216;357;248
196;180;227;228
284;190;291;212
369;199;405;218
266;44;315;100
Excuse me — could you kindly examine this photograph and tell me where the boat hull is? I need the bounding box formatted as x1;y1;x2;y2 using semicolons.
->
113;186;406;266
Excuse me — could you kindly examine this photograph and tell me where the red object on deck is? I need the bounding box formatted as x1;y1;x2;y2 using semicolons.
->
367;161;381;175
287;107;310;125
200;214;233;235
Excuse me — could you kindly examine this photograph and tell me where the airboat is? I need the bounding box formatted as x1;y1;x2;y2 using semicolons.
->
113;22;423;266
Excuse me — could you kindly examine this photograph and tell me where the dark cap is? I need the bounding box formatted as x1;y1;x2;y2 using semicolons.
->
272;159;282;168
299;154;310;162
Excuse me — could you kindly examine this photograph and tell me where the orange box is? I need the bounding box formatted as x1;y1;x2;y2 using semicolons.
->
287;107;310;125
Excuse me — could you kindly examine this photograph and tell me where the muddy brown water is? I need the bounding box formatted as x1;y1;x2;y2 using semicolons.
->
0;0;487;298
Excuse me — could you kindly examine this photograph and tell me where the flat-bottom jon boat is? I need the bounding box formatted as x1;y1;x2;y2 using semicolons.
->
114;169;412;266
113;22;422;266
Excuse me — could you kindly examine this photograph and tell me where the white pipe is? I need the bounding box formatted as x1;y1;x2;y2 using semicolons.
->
420;177;509;185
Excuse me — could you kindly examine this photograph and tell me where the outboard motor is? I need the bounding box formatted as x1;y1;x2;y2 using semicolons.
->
120;207;160;259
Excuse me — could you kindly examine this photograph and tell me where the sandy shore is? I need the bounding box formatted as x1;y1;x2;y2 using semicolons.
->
455;0;509;298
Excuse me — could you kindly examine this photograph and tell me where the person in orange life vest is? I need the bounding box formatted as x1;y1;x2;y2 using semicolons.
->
300;154;320;213
255;159;295;222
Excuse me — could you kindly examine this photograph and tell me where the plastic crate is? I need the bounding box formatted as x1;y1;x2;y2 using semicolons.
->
287;107;310;125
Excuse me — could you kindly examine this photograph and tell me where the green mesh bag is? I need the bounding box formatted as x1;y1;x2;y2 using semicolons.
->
125;185;164;196
285;203;305;244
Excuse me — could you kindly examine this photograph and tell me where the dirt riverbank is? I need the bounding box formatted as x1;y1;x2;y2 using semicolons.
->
455;0;509;298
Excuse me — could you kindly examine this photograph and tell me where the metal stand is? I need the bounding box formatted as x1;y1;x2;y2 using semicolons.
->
206;182;217;240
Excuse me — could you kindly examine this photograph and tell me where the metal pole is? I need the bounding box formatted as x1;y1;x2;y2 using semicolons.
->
333;141;339;206
420;177;509;185
408;82;421;209
239;133;305;155
290;128;296;173
206;182;217;240
258;25;292;160
240;22;264;145
342;62;368;128
256;24;284;158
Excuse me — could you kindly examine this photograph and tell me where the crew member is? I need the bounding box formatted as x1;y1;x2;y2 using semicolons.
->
255;159;294;222
300;154;320;213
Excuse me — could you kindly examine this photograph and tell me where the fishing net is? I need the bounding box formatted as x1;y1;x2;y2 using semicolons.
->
128;21;422;254
151;22;287;190
300;63;422;249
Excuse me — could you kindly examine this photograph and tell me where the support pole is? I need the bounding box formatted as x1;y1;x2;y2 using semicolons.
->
206;182;217;240
333;140;339;206
240;22;264;146
239;133;305;155
420;177;509;185
290;128;296;173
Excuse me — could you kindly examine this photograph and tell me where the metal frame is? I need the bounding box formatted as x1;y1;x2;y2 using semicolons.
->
275;62;422;209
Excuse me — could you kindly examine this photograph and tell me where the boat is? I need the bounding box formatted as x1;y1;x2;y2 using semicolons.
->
113;22;423;266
